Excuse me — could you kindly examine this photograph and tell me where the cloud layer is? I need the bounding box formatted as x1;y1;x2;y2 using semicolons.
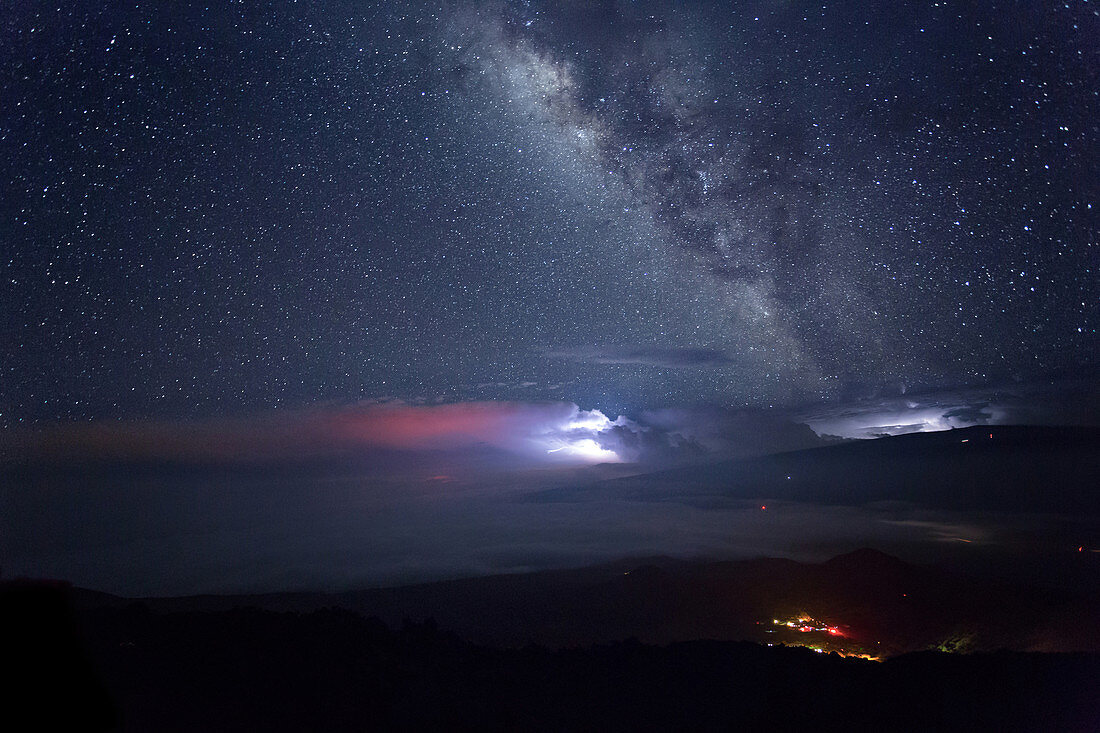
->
799;377;1100;439
546;345;734;369
3;391;1095;596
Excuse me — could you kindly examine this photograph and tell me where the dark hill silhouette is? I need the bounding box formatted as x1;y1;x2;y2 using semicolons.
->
8;580;1097;733
0;580;117;731
825;546;912;571
73;549;1099;657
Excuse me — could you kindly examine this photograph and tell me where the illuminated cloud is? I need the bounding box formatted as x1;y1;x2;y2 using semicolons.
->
4;401;636;466
799;401;999;440
539;408;625;462
798;377;1100;440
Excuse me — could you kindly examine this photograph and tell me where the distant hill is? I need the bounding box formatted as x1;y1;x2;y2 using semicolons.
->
73;548;1100;658
537;425;1100;514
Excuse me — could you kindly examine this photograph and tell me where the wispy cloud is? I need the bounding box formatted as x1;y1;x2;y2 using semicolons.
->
546;345;733;369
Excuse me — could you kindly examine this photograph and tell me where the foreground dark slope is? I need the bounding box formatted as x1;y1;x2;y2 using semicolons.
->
7;580;1100;733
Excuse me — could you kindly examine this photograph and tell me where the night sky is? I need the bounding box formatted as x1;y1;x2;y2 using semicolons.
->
3;0;1096;429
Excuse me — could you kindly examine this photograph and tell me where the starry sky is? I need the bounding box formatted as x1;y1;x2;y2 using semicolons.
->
2;0;1098;429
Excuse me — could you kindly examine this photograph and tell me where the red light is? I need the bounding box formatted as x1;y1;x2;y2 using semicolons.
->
761;505;766;511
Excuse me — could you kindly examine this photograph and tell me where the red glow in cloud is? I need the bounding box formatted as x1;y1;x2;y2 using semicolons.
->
331;402;577;450
331;401;625;462
3;401;614;464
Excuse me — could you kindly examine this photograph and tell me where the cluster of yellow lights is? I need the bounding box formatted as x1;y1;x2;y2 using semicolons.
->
771;615;844;635
763;615;882;662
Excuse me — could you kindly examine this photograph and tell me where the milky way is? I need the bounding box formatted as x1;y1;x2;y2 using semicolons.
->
2;0;1096;426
